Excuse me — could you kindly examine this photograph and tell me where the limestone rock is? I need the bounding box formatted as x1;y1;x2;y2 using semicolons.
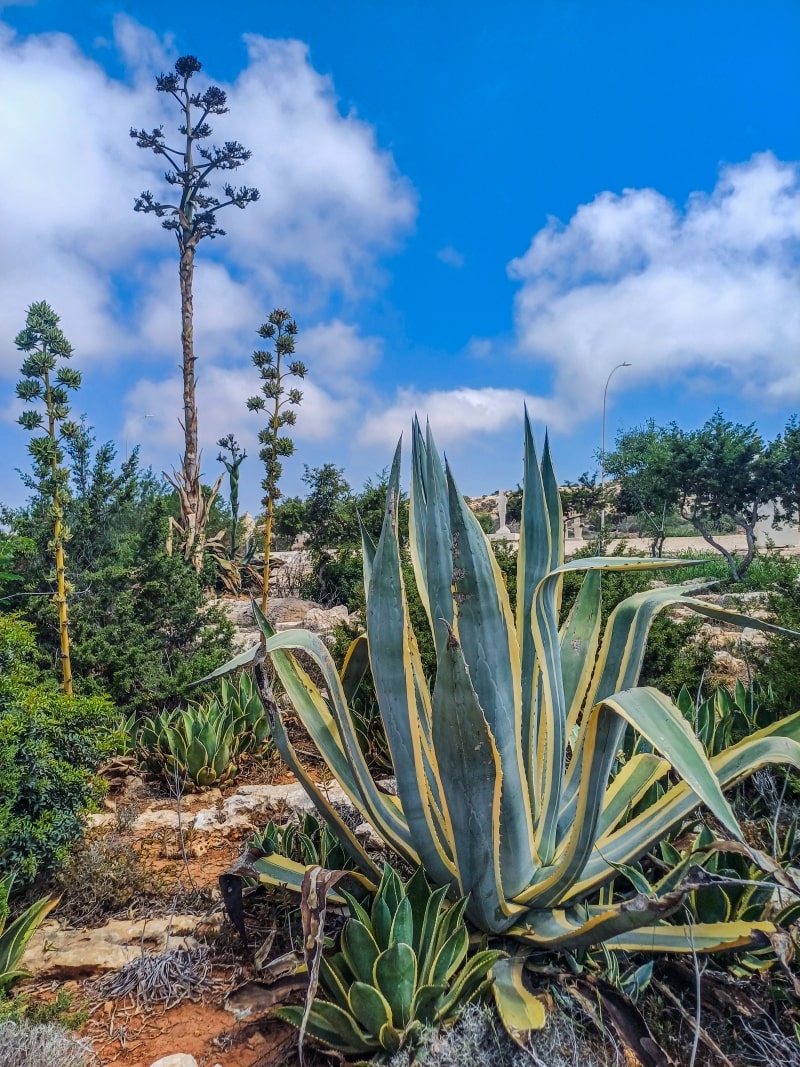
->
147;1056;200;1067
20;915;206;979
134;809;183;832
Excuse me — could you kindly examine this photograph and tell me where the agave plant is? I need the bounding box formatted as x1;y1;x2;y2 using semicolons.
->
135;702;237;790
674;679;775;758
0;873;58;992
276;865;501;1059
222;414;800;962
132;674;271;790
219;672;271;754
252;811;359;874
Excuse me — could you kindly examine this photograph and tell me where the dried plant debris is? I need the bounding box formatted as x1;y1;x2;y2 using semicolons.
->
0;1020;96;1067
56;836;159;925
90;946;213;1009
385;1002;621;1067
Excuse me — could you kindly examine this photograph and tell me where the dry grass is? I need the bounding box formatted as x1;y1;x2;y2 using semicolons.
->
0;1020;96;1067
56;835;161;925
385;1002;622;1067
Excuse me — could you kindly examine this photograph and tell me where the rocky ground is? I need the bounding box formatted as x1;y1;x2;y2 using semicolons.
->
18;761;325;1067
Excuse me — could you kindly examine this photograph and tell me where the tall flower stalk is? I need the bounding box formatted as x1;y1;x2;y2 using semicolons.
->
247;310;306;613
15;302;81;694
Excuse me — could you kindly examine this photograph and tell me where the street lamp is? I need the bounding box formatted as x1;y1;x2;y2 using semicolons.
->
600;361;632;536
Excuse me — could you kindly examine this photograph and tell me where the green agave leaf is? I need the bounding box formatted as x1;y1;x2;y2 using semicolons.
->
604;920;778;954
348;980;393;1035
596;753;670;839
265;627;415;862
192;643;258;685
405;867;432;958
340;634;370;707
341;890;372;930
275;1001;375;1054
186;736;211;781
389;896;414;948
358;514;377;601
421;420;456;654
430;624;515;932
446;459;534;900
411;982;448;1025
417;883;450;984
250;853;350;903
560;568;602;734
374;942;417;1028
319;955;351;1011
559;574;712;837
570;718;800;900
378;1021;403;1053
0;893;59;985
430;925;469;985
371;896;393;952
379;865;404;915
263;690;380;879
342;919;381;985
367;443;456;883
516;412;550;810
436;949;500;1021
521;686;743;910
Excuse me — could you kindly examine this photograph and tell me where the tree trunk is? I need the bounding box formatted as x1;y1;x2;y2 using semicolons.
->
164;239;225;572
179;242;200;548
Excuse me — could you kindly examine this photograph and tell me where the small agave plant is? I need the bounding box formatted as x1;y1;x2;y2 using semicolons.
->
132;674;271;790
276;865;500;1059
218;414;800;1024
136;702;237;789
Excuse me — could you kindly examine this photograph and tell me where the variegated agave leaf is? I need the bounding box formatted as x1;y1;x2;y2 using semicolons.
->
237;413;800;953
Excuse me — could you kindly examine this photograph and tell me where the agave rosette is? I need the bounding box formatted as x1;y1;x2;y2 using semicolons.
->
243;413;800;952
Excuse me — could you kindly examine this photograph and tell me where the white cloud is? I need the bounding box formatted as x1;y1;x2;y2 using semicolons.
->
123;317;371;488
358;387;562;450
301;319;382;382
509;153;800;417
437;246;465;268
0;19;416;379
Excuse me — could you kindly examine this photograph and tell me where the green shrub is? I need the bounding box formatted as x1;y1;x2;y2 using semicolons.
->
755;555;800;715
0;615;116;885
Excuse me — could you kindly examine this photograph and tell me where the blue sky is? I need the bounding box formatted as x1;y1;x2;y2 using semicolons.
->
1;1;798;513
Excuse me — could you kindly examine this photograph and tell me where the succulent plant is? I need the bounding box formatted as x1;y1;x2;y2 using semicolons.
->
131;672;271;790
215;414;800;1028
0;873;58;992
276;865;501;1059
135;702;236;790
219;672;271;754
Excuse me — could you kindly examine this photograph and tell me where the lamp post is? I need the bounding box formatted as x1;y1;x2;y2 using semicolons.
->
600;361;631;537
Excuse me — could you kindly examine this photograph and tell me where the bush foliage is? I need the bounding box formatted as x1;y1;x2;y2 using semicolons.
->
0;615;116;886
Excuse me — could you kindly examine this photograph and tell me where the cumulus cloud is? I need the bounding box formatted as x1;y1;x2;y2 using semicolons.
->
508;153;800;417
0;18;416;379
358;386;562;450
124;316;377;482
